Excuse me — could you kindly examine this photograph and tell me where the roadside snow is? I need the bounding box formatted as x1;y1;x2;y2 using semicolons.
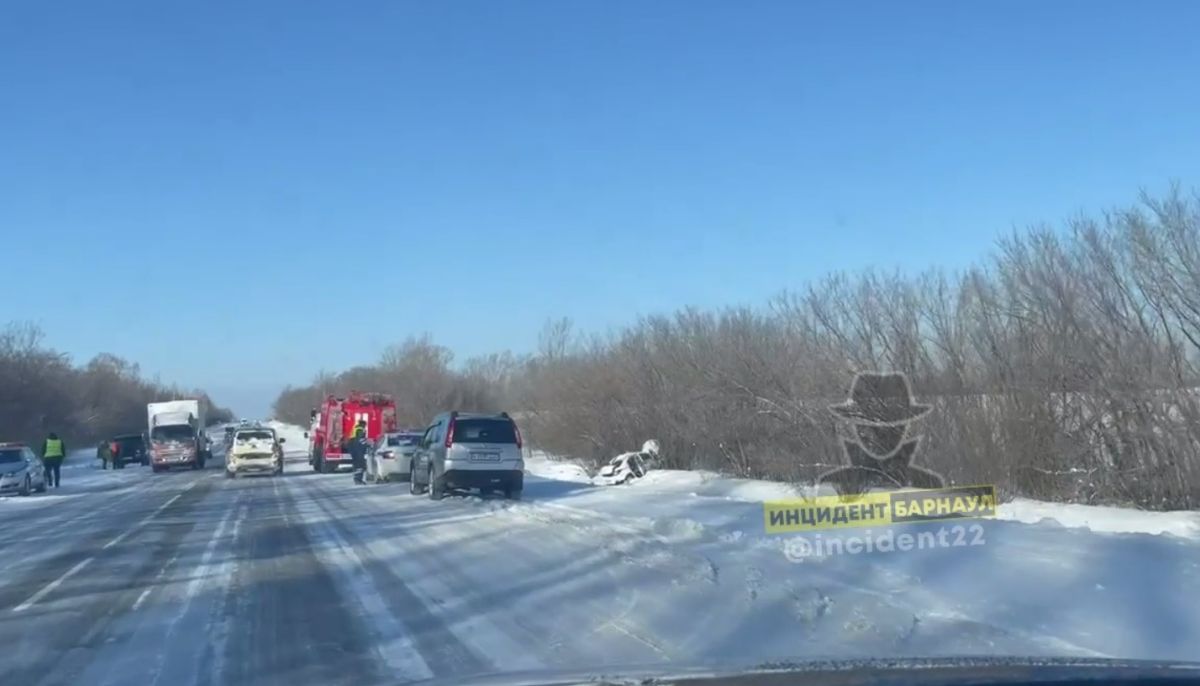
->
998;497;1200;539
523;452;1200;541
266;420;309;458
509;452;1200;661
263;429;1200;663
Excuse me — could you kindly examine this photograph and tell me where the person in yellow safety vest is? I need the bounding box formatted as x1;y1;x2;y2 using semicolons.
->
42;432;66;488
350;420;368;485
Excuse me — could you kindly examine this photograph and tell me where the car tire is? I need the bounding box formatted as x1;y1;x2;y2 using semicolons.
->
35;477;47;493
152;465;164;474
505;487;522;501
409;470;424;495
20;475;31;497
428;466;444;501
225;469;234;479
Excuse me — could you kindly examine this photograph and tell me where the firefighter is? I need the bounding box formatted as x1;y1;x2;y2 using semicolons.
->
349;419;368;485
42;432;65;488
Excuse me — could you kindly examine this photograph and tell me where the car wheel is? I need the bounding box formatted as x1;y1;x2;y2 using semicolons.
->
225;469;234;479
428;466;444;501
505;487;522;501
20;475;31;497
409;470;424;495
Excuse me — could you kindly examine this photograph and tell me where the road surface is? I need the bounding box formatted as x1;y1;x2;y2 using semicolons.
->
2;444;1198;686
0;455;684;686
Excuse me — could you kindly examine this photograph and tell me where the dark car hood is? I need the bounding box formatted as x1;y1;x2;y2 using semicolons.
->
407;657;1200;686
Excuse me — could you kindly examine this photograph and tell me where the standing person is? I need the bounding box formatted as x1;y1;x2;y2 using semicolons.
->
349;420;368;485
98;440;111;470
42;432;65;488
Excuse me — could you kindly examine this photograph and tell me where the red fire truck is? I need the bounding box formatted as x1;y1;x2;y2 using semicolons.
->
307;391;398;473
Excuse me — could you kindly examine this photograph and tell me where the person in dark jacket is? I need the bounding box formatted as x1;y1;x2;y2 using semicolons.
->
349;420;368;485
42;432;66;488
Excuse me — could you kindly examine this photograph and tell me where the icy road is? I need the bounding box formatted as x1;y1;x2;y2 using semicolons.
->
0;437;1198;686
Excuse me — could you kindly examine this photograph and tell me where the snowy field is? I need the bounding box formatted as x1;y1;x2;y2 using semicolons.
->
0;425;1196;685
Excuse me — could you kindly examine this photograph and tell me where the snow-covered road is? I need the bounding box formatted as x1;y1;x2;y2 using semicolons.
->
0;441;1197;686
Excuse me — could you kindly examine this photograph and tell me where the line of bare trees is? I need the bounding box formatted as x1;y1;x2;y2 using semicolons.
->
275;188;1200;510
0;324;234;451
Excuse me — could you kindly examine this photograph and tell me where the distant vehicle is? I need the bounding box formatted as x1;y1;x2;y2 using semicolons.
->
110;433;149;468
369;430;423;483
0;443;47;496
594;439;660;486
225;426;283;478
409;411;524;500
307;392;398;473
147;400;210;472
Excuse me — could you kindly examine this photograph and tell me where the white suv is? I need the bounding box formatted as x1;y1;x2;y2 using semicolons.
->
409;412;524;500
225;426;284;478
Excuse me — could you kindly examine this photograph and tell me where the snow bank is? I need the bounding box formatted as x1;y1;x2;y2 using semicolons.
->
510;450;1200;662
998;497;1200;539
524;452;1200;541
265;421;309;457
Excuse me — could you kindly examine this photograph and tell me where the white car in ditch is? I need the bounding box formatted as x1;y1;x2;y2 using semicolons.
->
593;439;660;485
225;426;284;478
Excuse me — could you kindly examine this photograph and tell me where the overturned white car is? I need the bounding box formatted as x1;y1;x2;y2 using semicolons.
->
593;440;660;486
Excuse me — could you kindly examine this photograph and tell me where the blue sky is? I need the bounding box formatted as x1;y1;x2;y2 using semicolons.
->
3;1;1198;417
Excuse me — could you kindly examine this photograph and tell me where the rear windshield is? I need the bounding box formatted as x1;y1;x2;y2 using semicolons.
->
236;431;275;442
0;449;24;464
116;437;143;448
452;419;517;444
387;434;421;447
151;425;195;441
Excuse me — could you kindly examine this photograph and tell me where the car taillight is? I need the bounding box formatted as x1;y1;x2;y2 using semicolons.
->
513;422;522;450
445;419;456;448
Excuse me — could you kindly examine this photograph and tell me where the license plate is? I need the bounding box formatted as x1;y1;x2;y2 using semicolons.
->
470;452;500;462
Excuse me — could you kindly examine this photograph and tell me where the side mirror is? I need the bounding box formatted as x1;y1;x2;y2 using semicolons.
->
278;438;286;443
303;432;309;439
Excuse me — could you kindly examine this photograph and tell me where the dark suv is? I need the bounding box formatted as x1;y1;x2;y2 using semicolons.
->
111;433;148;468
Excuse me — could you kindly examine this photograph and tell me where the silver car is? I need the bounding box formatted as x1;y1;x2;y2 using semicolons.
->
0;444;48;496
409;412;524;500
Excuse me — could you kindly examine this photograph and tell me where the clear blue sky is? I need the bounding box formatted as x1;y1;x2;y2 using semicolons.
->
3;1;1198;418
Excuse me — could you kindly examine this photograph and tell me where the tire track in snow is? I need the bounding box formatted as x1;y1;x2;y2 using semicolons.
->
283;475;436;681
0;473;215;686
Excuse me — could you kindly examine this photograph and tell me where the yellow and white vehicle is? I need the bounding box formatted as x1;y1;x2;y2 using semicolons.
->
225;425;284;478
